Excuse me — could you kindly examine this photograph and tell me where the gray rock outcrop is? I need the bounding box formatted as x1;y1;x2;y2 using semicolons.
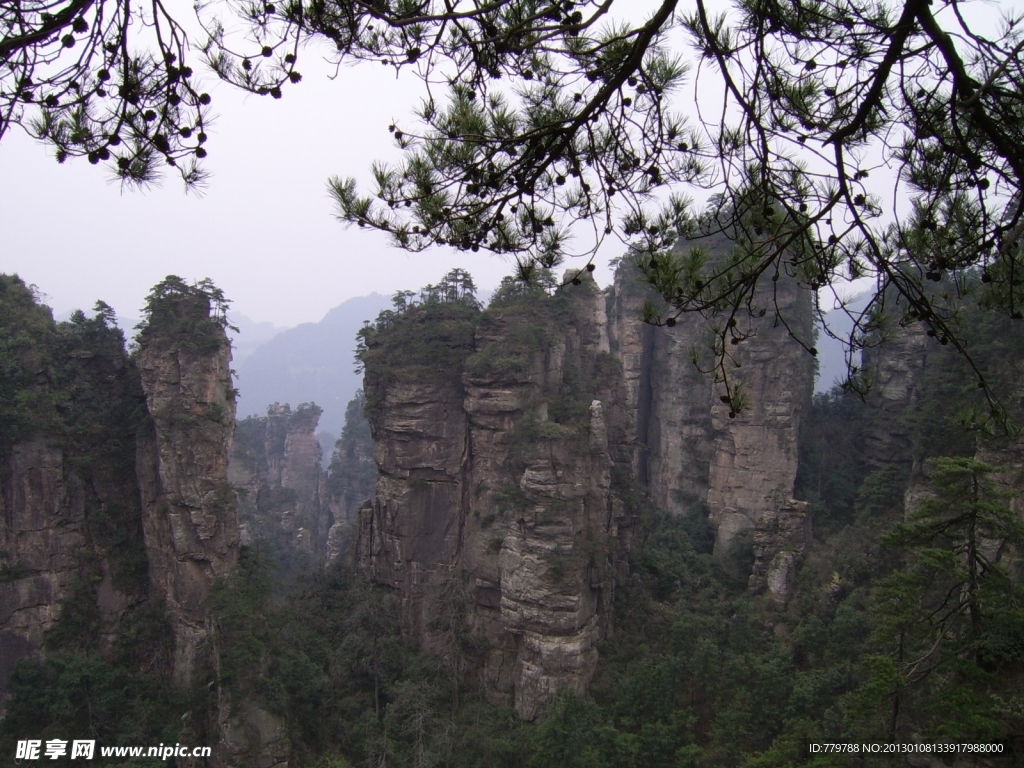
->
608;237;815;560
354;274;628;719
136;298;239;689
230;403;331;569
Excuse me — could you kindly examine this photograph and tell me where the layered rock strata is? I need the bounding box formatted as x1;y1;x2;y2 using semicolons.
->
0;440;88;704
354;275;629;719
136;297;239;688
748;499;810;606
355;247;820;710
608;237;815;557
0;290;148;712
230;403;330;568
134;290;291;767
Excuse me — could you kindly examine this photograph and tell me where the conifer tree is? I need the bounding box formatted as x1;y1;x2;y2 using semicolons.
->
854;457;1024;741
6;0;1024;386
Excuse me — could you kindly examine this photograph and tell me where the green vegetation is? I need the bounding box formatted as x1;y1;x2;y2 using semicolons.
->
0;275;59;450
325;390;375;515
356;269;481;420
136;276;235;355
0;653;188;767
0;275;233;764
231;401;326;580
4;271;1024;766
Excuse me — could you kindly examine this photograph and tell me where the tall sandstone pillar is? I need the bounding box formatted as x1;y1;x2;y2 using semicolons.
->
135;294;239;688
354;275;629;719
608;236;814;602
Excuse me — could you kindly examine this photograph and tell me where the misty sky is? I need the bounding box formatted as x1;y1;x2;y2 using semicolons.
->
0;13;629;331
4;1;1012;333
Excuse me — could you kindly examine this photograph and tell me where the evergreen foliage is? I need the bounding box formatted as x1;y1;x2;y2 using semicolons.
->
356;270;481;421
8;0;1024;395
0;275;58;450
857;459;1024;743
136;275;234;354
0;275;228;765
0;653;188;767
5;272;1024;765
325;390;375;513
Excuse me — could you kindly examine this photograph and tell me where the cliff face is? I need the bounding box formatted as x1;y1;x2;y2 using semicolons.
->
860;318;931;475
608;238;815;593
136;295;239;688
0;441;88;702
355;275;628;719
607;263;715;516
0;275;288;767
0;283;149;711
230;403;331;569
354;251;818;711
324;392;375;565
133;285;292;767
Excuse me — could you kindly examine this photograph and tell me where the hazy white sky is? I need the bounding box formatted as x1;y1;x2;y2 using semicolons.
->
0;14;626;329
3;0;1018;329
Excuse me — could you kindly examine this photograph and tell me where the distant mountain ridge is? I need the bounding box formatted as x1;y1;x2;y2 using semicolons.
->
229;313;286;366
233;293;391;432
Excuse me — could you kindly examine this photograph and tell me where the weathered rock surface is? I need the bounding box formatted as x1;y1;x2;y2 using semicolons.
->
230;403;330;568
0;441;86;706
136;305;239;689
607;262;715;515
354;248;819;713
355;276;627;719
0;294;148;713
748;499;810;606
608;237;815;555
860;317;931;474
0;278;287;766
705;276;812;553
216;693;290;768
134;291;290;768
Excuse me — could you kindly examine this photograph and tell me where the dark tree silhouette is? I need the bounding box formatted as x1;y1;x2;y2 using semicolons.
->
6;0;1024;395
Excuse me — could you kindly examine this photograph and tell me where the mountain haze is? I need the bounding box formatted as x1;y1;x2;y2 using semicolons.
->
233;293;391;431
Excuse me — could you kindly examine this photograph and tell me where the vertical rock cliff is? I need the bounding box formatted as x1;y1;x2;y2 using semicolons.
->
0;279;149;711
0;276;291;766
135;287;239;688
608;238;815;596
0;440;85;700
324;391;376;565
230;402;331;569
607;261;716;517
133;279;289;767
354;274;628;719
353;250;819;709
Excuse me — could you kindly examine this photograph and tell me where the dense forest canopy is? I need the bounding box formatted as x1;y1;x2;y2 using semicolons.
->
4;0;1024;392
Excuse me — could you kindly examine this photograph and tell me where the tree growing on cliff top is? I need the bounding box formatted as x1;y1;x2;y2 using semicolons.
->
6;0;1024;397
136;275;235;352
